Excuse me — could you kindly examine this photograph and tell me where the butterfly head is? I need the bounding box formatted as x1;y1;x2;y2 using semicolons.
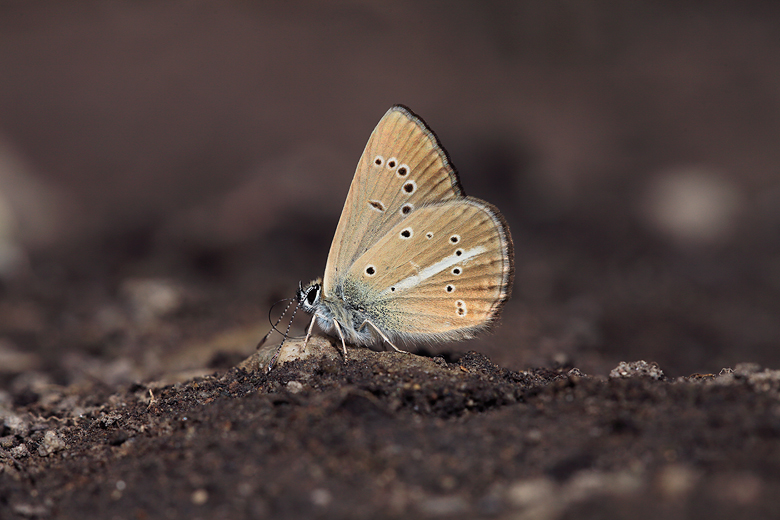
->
297;278;323;314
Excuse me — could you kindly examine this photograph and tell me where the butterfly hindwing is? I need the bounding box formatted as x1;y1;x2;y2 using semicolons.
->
343;197;514;341
322;106;463;293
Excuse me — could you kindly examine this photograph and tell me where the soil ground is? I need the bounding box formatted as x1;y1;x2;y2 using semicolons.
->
3;340;780;519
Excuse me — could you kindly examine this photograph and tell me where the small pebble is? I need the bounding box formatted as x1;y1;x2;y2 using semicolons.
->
609;361;665;380
4;414;29;437
37;430;66;456
286;381;304;394
10;444;29;458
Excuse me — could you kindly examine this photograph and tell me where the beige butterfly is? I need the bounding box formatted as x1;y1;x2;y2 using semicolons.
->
268;105;513;369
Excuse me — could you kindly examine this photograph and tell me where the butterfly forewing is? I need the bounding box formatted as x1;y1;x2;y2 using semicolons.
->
322;106;463;294
344;197;513;340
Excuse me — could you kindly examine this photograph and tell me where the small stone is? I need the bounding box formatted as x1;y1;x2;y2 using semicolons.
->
37;430;66;456
99;412;123;428
609;361;665;380
4;414;29;437
286;381;304;394
10;444;29;458
248;336;342;371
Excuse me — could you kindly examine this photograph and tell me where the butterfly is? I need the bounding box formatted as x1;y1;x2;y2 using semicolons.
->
267;105;514;370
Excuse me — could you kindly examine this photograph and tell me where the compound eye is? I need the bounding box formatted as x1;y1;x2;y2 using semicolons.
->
307;286;319;305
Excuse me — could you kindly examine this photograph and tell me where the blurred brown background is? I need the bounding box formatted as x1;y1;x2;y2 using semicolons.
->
0;1;778;386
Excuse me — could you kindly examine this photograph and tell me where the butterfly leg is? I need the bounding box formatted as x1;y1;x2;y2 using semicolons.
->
302;314;317;350
360;319;408;354
330;318;349;361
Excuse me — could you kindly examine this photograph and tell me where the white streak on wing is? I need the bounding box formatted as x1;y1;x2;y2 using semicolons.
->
383;245;487;294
